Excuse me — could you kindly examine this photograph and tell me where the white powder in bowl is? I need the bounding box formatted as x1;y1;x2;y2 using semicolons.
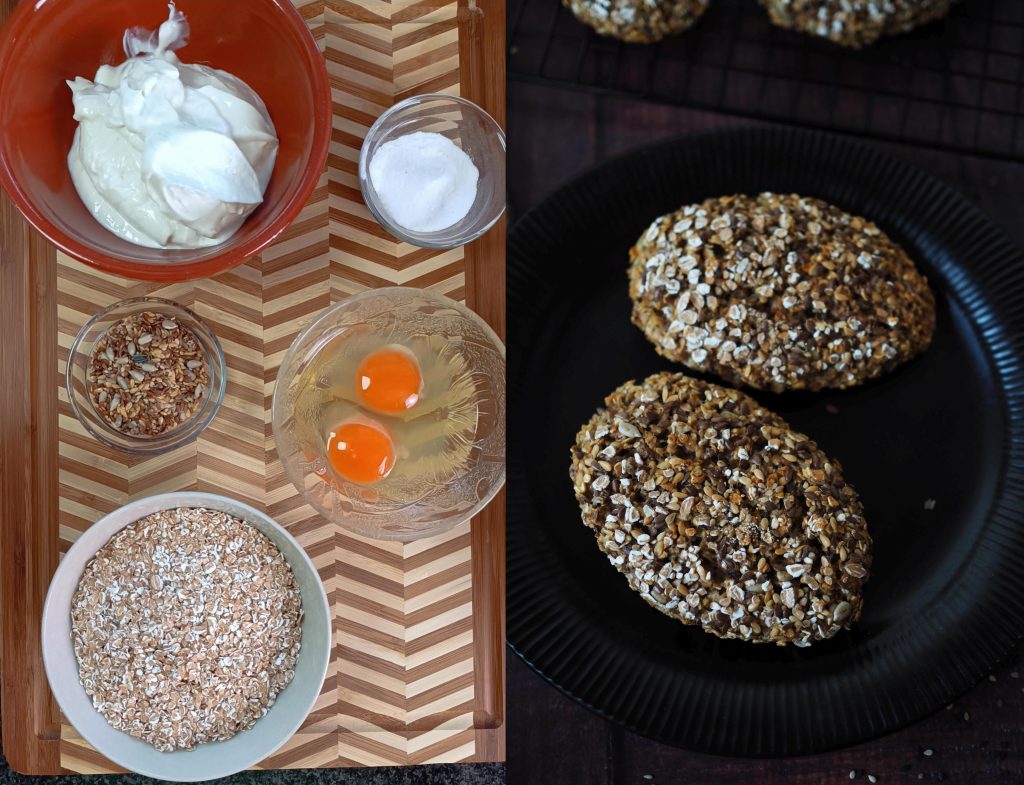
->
368;131;479;233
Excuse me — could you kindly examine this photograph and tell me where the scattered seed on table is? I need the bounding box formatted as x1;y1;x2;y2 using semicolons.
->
868;775;877;784
923;749;934;757
924;498;936;510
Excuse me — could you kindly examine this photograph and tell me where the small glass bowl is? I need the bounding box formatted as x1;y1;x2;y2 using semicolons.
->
359;94;506;249
272;287;506;541
66;298;226;455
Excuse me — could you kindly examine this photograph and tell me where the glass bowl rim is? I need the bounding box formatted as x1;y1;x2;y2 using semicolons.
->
357;93;507;249
66;296;227;456
270;285;506;541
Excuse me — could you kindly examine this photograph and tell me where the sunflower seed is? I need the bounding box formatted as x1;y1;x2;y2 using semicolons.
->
85;311;210;438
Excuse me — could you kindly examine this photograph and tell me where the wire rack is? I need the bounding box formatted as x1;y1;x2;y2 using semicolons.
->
509;0;1024;162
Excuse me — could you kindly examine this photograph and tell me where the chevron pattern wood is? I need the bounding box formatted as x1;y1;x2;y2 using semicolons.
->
55;0;492;771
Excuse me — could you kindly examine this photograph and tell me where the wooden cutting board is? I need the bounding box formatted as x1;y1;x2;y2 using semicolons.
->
0;0;505;773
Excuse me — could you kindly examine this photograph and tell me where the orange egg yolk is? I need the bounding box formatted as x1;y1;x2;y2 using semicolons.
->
326;421;395;485
356;347;422;414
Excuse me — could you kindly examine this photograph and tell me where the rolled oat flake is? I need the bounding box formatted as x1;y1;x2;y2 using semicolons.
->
71;507;303;751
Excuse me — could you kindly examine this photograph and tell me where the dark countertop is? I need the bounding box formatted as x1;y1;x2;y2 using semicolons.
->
505;79;1024;785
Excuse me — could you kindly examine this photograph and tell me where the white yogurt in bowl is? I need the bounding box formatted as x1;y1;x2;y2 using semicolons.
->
67;3;279;249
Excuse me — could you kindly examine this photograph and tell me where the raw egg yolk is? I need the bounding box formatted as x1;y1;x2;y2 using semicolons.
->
356;347;422;414
326;421;395;485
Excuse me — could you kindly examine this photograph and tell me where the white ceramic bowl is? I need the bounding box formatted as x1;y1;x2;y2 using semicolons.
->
41;492;331;781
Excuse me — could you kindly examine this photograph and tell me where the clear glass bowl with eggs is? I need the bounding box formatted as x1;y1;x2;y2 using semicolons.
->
358;94;506;249
271;287;506;541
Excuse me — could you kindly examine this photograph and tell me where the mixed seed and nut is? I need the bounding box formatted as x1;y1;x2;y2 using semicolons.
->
760;0;959;48
571;372;872;647
563;0;709;43
71;508;303;751
86;311;210;437
628;193;935;392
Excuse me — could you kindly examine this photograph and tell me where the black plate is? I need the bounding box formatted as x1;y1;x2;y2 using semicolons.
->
506;126;1024;756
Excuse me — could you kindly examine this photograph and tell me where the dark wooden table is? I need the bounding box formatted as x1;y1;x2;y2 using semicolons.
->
505;79;1024;785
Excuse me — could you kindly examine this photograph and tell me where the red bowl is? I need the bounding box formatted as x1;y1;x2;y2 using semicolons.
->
0;0;330;281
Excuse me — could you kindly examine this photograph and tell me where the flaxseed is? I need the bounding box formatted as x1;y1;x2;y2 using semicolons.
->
86;311;210;437
628;193;935;392
570;372;872;646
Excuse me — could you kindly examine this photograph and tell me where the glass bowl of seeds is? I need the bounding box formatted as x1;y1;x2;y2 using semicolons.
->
66;298;226;454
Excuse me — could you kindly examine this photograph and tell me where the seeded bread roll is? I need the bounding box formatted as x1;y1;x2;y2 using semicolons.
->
570;372;871;646
760;0;958;48
628;192;935;392
563;0;710;43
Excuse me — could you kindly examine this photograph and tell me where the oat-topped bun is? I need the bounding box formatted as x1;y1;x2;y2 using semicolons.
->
564;0;710;43
570;372;871;646
760;0;958;48
628;192;935;392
